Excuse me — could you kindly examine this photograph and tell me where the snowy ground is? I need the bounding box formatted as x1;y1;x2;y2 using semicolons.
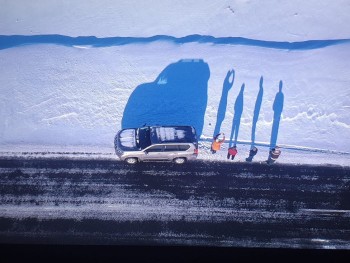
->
0;1;349;167
2;0;350;42
0;142;349;168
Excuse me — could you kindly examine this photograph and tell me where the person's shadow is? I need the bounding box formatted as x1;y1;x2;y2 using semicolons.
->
251;76;264;147
270;80;284;149
121;59;210;137
213;69;235;136
246;76;264;162
229;84;245;147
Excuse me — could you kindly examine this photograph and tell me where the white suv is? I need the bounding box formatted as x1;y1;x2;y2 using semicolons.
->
114;126;198;164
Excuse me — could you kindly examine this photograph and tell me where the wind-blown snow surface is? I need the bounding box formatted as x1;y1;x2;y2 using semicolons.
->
2;0;350;42
0;1;350;166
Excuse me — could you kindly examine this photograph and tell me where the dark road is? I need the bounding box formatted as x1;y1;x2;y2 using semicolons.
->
0;157;349;250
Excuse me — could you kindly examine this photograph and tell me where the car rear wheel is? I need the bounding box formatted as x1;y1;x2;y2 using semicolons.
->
173;157;186;164
125;157;138;164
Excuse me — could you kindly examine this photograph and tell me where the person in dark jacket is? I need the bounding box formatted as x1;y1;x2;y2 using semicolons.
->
266;146;281;164
246;146;258;162
227;146;238;160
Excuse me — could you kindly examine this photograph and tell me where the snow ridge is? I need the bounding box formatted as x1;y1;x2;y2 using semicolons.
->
1;34;350;50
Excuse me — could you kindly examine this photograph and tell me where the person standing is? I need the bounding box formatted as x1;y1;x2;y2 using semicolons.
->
246;146;258;162
211;133;225;154
227;146;238;160
267;146;281;164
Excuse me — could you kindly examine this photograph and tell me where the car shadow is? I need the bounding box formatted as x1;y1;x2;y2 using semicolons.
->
122;59;210;137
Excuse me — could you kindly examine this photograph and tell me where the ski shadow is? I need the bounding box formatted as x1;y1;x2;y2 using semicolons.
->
213;69;235;136
251;76;264;147
229;84;245;147
121;59;210;137
270;80;284;148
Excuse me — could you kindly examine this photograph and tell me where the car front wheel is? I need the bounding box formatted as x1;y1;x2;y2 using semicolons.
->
125;157;138;164
173;157;186;164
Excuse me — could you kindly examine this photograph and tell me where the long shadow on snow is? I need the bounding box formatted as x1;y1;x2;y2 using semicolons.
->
122;59;210;137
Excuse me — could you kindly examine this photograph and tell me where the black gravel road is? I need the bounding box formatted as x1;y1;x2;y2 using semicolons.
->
0;157;349;251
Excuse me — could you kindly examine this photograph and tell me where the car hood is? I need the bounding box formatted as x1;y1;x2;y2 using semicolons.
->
118;129;138;150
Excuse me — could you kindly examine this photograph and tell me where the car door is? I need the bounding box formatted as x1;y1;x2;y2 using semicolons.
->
163;144;180;160
143;145;165;161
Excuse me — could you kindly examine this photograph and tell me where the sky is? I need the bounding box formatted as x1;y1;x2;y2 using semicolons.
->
0;0;350;166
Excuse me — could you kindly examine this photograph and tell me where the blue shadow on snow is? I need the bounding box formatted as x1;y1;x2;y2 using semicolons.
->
270;81;284;149
122;59;210;137
250;76;264;147
1;34;350;50
213;69;235;136
229;84;245;147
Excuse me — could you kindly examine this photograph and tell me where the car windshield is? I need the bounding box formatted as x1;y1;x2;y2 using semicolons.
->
136;127;152;149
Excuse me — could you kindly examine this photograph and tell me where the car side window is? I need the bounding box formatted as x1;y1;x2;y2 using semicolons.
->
146;145;164;152
164;145;179;151
178;145;190;151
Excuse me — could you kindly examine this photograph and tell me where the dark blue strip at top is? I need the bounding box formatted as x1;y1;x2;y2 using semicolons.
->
0;34;349;50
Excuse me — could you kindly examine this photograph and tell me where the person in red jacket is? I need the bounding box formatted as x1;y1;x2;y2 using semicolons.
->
227;146;238;160
211;133;225;154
